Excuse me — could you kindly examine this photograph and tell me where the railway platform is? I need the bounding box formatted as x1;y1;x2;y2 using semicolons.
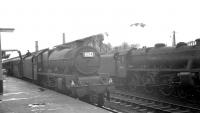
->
0;76;110;113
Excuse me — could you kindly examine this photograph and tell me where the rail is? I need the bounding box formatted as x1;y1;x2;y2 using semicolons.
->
104;90;200;113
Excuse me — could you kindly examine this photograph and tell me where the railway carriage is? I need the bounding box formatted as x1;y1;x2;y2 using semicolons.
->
3;57;22;78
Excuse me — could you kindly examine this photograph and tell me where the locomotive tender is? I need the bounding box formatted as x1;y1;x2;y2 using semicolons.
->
100;39;200;99
3;36;113;106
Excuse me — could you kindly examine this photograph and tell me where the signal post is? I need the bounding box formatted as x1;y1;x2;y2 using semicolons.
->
0;28;14;94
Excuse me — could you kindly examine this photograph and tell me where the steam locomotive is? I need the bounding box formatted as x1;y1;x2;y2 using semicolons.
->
100;39;200;99
3;39;113;106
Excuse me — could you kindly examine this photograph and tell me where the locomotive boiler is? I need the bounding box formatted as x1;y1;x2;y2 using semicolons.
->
48;46;100;76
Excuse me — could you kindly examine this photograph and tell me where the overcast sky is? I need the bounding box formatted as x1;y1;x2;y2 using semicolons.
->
0;0;200;55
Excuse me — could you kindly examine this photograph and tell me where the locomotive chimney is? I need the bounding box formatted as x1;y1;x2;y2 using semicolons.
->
63;33;65;44
35;41;38;52
172;31;176;47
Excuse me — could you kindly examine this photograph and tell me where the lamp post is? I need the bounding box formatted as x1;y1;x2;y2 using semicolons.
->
0;28;14;94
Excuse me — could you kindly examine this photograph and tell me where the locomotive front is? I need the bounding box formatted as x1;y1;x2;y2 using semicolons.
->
74;46;100;75
48;46;112;106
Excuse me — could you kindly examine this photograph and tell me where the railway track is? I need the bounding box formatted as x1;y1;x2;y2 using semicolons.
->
104;90;200;113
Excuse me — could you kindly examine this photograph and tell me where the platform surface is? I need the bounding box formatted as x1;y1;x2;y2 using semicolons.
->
0;76;110;113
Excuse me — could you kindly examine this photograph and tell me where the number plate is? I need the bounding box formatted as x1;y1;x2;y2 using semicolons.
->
83;52;95;57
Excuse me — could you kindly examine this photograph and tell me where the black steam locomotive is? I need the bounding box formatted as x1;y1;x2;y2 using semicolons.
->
3;35;113;106
100;39;200;99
